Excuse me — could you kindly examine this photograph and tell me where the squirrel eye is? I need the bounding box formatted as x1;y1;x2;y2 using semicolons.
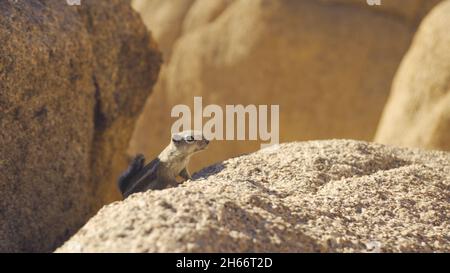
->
185;135;195;143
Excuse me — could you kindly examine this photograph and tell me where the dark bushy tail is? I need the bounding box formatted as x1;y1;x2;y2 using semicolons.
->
118;154;145;196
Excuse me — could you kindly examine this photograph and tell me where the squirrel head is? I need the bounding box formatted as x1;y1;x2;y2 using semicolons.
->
171;130;209;155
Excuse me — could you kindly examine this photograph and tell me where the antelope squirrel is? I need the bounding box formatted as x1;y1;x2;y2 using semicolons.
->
118;131;209;198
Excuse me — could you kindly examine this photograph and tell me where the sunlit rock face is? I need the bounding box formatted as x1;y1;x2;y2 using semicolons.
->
58;140;450;253
0;0;161;252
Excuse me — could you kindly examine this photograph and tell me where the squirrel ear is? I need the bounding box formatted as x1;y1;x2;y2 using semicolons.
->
172;135;182;143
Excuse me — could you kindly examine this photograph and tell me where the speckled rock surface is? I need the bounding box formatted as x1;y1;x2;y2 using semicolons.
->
0;0;161;252
57;140;450;253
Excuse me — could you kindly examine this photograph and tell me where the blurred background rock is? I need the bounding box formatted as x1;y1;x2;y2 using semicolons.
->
129;0;447;174
375;0;450;151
